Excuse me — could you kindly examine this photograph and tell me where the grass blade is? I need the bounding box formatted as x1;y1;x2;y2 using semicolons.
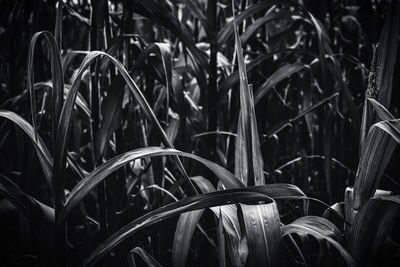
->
367;98;395;121
28;31;63;149
291;216;344;243
55;1;63;48
218;208;226;267
0;110;56;201
58;147;245;225
218;1;283;47
240;11;298;45
191;177;246;267
232;2;264;186
81;188;274;267
376;0;399;107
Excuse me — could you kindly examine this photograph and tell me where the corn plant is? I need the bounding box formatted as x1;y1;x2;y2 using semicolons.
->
0;0;399;267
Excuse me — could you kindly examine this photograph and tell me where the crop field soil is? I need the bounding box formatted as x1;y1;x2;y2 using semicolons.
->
0;0;400;266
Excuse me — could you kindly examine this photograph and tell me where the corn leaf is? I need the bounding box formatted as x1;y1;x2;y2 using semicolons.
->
94;76;124;160
131;42;173;121
58;147;245;224
353;118;400;210
282;220;355;267
218;208;226;267
367;98;395;121
349;196;400;267
55;51;195;200
0;110;56;201
239;202;282;266
28;31;63;149
232;3;265;186
291;216;344;243
172;175;215;256
55;1;63;48
240;11;299;45
376;0;399;107
81;189;275;267
254;63;308;104
172;209;204;267
218;1;285;47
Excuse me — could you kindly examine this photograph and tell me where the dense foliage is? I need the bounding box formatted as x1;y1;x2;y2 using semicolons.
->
0;0;400;266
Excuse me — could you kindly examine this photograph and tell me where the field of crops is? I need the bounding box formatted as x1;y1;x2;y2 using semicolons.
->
0;0;400;266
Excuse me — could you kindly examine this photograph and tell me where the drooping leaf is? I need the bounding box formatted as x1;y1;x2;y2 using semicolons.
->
127;247;162;267
367;98;395;121
290;216;344;244
283;219;355;267
55;51;195;201
27;31;63;149
81;188;275;267
0;110;57;202
58;147;245;224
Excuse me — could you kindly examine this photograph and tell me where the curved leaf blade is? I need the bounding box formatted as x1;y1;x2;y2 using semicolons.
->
81;189;274;267
58;147;245;225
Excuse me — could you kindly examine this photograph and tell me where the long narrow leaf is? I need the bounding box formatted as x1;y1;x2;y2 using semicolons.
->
55;51;196;201
0;110;56;201
349;197;400;267
127;247;162;267
232;3;265;186
58;147;245;224
353;119;400;210
81;189;275;266
28;31;63;148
